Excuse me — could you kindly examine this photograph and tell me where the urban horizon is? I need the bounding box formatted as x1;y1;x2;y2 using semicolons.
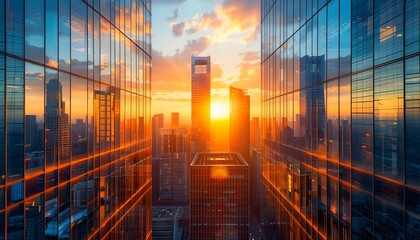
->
0;0;419;239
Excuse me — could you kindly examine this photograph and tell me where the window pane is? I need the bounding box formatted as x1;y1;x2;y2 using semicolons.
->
59;0;70;70
6;57;24;181
71;0;88;76
25;63;44;173
45;69;59;168
351;0;373;71
25;0;44;64
6;0;24;57
374;62;404;182
71;76;87;159
46;0;58;68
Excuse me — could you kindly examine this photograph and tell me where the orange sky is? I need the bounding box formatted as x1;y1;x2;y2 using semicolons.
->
152;0;260;125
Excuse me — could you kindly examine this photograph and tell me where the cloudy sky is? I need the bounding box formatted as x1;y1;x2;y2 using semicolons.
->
152;0;260;125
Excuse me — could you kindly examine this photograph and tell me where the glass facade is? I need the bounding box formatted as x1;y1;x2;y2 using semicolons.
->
261;0;420;239
0;0;152;239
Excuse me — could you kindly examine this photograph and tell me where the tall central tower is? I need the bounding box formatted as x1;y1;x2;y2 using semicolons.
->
191;56;211;159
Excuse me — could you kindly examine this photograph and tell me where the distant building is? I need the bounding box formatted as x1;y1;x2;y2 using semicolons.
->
152;207;183;240
250;117;260;149
190;152;249;239
159;127;190;203
230;86;250;163
152;114;165;202
171;112;179;128
191;56;211;159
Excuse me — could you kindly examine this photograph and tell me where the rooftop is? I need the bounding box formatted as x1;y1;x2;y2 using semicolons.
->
191;152;248;166
152;207;183;221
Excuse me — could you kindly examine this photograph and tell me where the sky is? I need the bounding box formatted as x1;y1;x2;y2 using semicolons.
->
152;0;260;125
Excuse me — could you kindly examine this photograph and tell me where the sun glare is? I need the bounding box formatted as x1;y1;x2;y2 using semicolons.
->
211;102;229;120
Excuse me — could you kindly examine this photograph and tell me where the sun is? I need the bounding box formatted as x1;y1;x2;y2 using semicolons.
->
211;102;229;120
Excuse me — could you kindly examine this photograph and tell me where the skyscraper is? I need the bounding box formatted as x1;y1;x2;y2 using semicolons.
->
171;112;180;128
190;152;249;239
152;113;164;202
261;0;420;239
191;56;211;159
0;0;152;238
230;86;250;163
250;117;260;149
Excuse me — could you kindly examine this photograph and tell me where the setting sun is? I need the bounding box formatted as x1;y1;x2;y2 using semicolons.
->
211;102;229;119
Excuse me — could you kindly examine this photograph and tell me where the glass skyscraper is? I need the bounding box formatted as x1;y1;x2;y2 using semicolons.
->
0;0;152;239
261;0;419;239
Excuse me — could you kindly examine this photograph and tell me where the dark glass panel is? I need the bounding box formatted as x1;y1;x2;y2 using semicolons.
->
351;0;373;71
405;0;420;55
25;194;45;239
0;56;4;185
6;57;24;181
25;175;44;198
7;181;23;205
25;63;44;173
339;0;351;75
5;0;24;57
374;0;403;65
25;0;45;64
405;56;420;186
326;0;339;79
7;203;24;239
45;189;58;238
374;198;404;239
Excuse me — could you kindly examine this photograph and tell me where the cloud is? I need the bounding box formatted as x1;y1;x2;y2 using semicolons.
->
174;0;260;43
166;8;180;21
170;22;186;37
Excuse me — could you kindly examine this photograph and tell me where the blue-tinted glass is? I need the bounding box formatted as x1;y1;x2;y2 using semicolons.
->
406;213;420;240
0;56;4;185
46;0;58;68
405;56;420;186
7;181;23;205
339;0;351;75
6;57;24;181
25;194;44;239
351;189;373;238
374;0;404;65
71;76;87;159
59;0;70;70
374;198;404;239
0;188;4;209
58;184;70;237
45;69;59;168
7;203;24;239
25;63;44;173
5;0;24;57
374;62;404;182
0;0;5;52
26;175;44;198
71;0;88;76
45;189;58;238
374;177;403;205
25;0;45;64
327;0;339;80
405;0;420;55
352;71;373;171
317;8;326;83
70;176;89;239
351;0;373;71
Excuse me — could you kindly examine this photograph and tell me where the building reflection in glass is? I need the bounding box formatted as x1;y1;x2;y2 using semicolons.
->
0;0;152;239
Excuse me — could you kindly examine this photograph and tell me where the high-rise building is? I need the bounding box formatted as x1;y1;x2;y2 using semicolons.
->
250;117;260;149
191;56;211;159
0;0;152;238
152;113;164;202
261;0;420;239
230;86;250;163
158;127;190;203
190;152;249;239
152;207;184;240
171;112;179;128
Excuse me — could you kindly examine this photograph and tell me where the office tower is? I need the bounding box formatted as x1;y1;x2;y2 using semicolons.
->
152;114;164;157
261;0;420;239
171;112;179;128
190;153;249;239
158;127;190;203
0;0;152;239
250;117;260;149
152;113;164;202
191;56;211;159
152;207;183;240
230;86;250;163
